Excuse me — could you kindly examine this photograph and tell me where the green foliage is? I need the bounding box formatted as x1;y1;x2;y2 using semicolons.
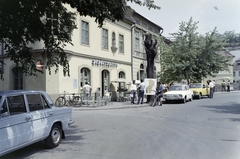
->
158;17;231;84
0;0;159;79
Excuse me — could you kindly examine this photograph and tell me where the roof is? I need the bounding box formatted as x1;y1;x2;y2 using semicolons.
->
216;50;235;58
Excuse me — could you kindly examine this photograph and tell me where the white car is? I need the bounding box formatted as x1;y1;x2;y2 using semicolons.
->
163;84;193;103
0;90;74;156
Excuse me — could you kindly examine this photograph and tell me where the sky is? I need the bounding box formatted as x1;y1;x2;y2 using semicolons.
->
128;0;240;38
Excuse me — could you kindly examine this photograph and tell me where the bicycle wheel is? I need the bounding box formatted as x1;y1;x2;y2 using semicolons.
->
55;97;66;107
73;96;83;107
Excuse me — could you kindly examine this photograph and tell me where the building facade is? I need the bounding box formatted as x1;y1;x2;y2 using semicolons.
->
0;6;164;101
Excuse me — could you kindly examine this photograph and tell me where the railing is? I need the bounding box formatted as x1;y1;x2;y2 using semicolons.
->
56;92;113;107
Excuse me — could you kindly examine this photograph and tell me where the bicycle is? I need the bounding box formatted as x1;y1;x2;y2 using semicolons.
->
55;91;82;107
149;90;163;107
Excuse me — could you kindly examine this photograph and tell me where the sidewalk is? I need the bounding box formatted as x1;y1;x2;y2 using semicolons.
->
71;91;240;111
71;101;149;111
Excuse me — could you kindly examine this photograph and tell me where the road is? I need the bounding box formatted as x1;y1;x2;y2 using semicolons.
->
2;92;240;159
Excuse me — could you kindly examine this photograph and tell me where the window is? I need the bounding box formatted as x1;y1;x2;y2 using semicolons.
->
102;28;108;49
233;71;235;77
46;12;58;35
8;95;26;115
81;68;91;87
142;33;145;53
135;31;140;51
239;71;240;76
81;21;89;45
12;67;23;90
1;99;9;117
118;71;125;89
27;94;49;111
119;34;124;53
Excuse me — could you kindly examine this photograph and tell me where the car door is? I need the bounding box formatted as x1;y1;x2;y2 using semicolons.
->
26;93;52;141
185;85;192;100
0;95;33;155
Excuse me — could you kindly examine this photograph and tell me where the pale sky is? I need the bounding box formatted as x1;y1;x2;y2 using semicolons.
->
128;0;240;37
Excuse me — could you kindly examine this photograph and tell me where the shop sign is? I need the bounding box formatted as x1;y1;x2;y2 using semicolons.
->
92;60;117;67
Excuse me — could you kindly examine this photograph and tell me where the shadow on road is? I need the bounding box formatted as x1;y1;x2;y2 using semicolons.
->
201;102;240;115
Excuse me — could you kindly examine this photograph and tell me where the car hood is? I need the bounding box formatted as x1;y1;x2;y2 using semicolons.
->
190;88;203;91
164;91;186;95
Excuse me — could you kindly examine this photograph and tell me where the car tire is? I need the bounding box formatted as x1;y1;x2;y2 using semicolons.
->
189;95;193;101
45;124;62;148
182;97;186;103
198;94;202;99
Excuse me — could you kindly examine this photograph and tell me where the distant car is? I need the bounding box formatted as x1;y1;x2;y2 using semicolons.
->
0;90;74;156
163;84;193;103
189;83;210;99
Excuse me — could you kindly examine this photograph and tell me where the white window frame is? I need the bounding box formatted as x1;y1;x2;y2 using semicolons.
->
81;20;89;45
135;31;140;51
119;34;124;53
102;28;108;50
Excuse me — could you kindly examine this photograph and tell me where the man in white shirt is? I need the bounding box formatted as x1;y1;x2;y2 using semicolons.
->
83;82;92;104
209;80;214;98
130;80;137;104
212;80;216;93
137;79;145;104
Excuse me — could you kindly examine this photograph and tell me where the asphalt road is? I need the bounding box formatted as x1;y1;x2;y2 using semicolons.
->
2;92;240;159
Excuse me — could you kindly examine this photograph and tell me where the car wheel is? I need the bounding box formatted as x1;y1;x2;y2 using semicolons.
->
182;97;186;103
189;95;193;101
45;124;62;148
198;94;202;99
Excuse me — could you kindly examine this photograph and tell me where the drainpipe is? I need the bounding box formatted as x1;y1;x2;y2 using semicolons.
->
1;40;4;73
131;22;136;81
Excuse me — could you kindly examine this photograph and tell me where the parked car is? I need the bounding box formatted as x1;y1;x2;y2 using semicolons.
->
189;83;210;99
0;90;74;156
163;84;193;103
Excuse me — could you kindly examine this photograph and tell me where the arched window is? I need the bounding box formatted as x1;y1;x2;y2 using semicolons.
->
119;71;125;78
139;64;145;80
80;68;91;87
118;71;125;89
12;67;23;90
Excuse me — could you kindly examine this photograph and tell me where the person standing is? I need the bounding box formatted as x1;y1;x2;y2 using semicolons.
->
137;79;145;104
221;80;226;92
226;80;231;92
83;82;92;104
209;80;214;98
130;80;137;104
212;80;216;93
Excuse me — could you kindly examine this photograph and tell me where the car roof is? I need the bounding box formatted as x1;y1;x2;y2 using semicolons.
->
0;90;46;96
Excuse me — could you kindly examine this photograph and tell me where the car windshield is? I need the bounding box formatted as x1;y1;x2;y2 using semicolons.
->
169;85;183;91
189;84;202;88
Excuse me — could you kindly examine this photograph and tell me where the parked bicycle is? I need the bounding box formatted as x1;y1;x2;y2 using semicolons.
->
55;91;82;107
149;90;163;107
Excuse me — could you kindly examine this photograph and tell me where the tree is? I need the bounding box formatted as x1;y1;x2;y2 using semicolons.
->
158;17;231;84
0;0;160;79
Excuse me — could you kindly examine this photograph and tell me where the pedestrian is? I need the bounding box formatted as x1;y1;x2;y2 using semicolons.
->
209;80;214;98
221;80;226;92
137;79;145;104
130;80;137;104
212;80;216;93
83;82;92;104
226;80;231;92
